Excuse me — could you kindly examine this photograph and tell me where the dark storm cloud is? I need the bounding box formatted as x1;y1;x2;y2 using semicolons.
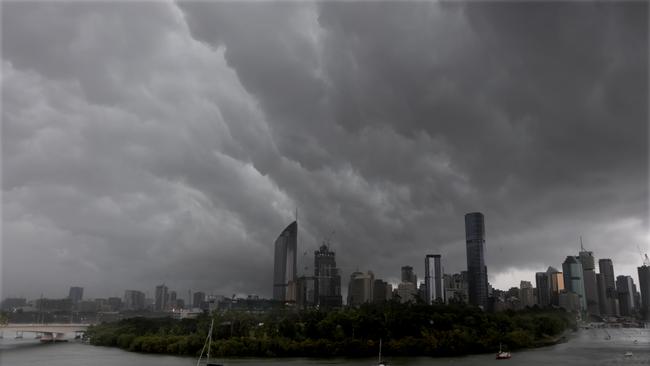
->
2;1;647;301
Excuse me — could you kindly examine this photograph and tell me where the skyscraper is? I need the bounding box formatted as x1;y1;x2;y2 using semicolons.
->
273;221;297;302
578;248;599;315
535;271;550;306
68;286;84;304
598;258;617;316
154;284;168;312
347;271;374;306
638;263;650;321
520;281;535;308
616;275;635;316
465;212;488;309
562;256;586;311
425;254;445;304
193;291;206;310
547;266;564;306
314;244;343;307
401;266;417;284
123;290;145;311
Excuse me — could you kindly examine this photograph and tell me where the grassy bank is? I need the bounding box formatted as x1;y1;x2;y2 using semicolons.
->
86;302;575;358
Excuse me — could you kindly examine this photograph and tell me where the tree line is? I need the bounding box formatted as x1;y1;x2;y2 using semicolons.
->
86;302;575;357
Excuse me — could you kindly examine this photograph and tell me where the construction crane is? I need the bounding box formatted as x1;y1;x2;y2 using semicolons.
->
637;245;650;266
323;230;335;249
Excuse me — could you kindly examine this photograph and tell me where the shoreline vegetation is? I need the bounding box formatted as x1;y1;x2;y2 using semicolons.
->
86;302;575;358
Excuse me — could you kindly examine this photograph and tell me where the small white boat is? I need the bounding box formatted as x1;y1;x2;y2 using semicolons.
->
496;343;511;360
624;352;633;358
196;319;224;366
377;338;387;366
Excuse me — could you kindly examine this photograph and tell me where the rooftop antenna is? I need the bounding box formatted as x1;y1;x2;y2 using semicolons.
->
580;236;585;252
295;207;298;223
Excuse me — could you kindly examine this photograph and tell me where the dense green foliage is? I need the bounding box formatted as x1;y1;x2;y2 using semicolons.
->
86;303;574;358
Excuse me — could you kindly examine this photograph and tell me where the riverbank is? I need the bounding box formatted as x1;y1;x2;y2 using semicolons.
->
86;303;575;358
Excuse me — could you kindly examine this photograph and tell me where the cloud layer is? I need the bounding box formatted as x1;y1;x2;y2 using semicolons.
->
2;1;647;301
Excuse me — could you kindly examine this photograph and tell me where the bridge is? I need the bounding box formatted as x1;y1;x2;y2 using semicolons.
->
1;323;90;342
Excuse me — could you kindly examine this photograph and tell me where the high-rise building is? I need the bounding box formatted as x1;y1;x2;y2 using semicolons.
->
347;271;374;306
425;254;445;304
465;212;488;309
193;291;206;310
616;275;635;316
123;290;145;311
68;287;84;304
520;281;535;308
578;248;599;315
562;256;586;311
547;267;564;306
638;264;650;320
296;276;317;309
372;279;391;304
598;259;617;316
444;272;469;304
535;272;550;306
273;221;298;302
314;244;343;308
155;284;168;312
401;266;417;284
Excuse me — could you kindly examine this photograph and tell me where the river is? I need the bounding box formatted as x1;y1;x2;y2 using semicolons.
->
0;328;648;365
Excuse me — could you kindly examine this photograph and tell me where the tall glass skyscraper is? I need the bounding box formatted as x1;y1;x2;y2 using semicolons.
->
578;249;599;315
638;264;650;321
273;221;297;301
562;256;586;311
465;212;488;309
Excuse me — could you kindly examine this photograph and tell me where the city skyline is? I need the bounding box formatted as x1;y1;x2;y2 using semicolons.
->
2;2;647;300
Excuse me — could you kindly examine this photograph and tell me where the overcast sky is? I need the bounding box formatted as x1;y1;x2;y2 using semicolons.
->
2;1;648;302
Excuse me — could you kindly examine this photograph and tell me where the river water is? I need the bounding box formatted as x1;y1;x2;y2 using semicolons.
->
0;328;648;365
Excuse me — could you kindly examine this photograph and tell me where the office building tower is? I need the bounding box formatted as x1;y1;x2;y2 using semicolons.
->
547;267;564;306
562;256;586;311
596;273;609;315
193;291;206;309
347;271;374;306
425;254;445;304
155;284;168;312
520;281;535;308
535;272;550;306
273;221;298;302
296;276;317;309
401;266;417;284
616;275;635;316
123;290;145;311
397;281;418;303
372;279;391;304
465;212;488;309
559;290;581;313
598;258;618;316
68;287;84;304
639;263;650;320
314;244;343;307
578;247;600;315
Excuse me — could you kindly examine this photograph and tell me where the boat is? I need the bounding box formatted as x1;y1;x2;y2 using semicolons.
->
196;319;223;366
624;352;633;358
496;343;511;360
377;338;387;366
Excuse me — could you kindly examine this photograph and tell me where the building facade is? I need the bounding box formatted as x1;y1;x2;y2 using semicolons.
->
347;271;374;306
616;275;635;317
535;272;550;306
68;287;84;304
562;256;586;311
578;249;600;316
155;284;168;312
638;264;650;321
425;254;445;304
123;290;145;311
314;244;343;307
273;221;298;302
465;212;488;309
